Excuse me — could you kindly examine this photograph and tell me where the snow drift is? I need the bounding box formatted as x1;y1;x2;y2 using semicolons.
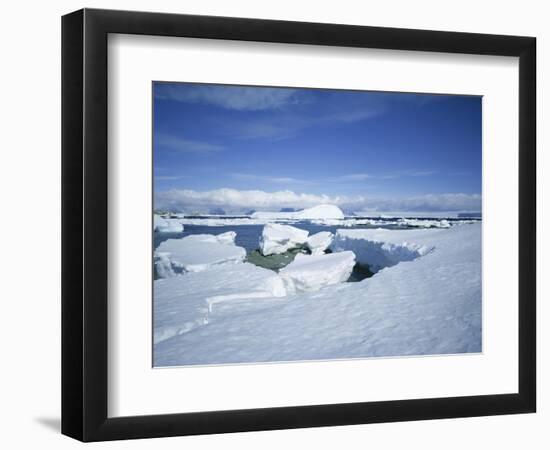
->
154;262;287;344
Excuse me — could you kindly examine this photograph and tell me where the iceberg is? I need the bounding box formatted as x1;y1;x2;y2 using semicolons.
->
154;214;184;233
251;204;345;220
259;223;309;256
279;251;356;294
156;233;246;273
306;231;334;255
154;262;287;344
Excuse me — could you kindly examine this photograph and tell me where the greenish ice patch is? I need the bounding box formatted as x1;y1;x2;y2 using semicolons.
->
246;246;374;284
246;247;307;271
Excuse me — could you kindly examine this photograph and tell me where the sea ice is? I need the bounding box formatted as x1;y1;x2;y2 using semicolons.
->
154;214;184;233
156;233;246;273
154;223;482;366
259;223;309;256
279;251;356;294
306;231;334;255
397;218;451;228
331;228;435;272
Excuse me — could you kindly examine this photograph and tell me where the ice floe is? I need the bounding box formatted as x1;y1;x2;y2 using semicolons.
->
331;228;434;272
279;251;356;294
259;223;309;256
156;233;246;274
154;214;184;233
306;231;334;255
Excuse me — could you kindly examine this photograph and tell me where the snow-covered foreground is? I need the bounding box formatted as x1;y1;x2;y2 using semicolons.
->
154;223;481;366
154;262;286;344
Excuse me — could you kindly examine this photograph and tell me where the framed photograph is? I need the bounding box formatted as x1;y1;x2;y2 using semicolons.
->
62;8;536;442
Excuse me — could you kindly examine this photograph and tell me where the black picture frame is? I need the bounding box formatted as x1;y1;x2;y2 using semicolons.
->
62;8;536;442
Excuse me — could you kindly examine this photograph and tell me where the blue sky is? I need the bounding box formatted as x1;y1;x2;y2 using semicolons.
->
153;82;481;214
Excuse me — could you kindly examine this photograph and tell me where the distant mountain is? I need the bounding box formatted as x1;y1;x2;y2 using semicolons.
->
208;208;226;215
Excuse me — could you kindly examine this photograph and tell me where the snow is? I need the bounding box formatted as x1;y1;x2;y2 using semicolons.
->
154;223;481;366
156;233;246;273
279;251;356;294
251;204;345;220
331;228;435;272
154;214;184;233
306;231;334;255
259;223;309;256
154;262;287;344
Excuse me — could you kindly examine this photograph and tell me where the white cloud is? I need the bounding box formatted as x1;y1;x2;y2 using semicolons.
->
155;188;481;214
378;170;438;179
331;173;371;182
329;171;436;182
155;188;339;213
231;173;313;185
155;134;224;153
155;84;297;111
347;193;481;213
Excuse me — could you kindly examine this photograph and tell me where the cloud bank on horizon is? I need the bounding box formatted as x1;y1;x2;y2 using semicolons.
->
155;188;481;215
154;82;482;214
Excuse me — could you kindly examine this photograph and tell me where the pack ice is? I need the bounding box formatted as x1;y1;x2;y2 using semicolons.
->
154;223;481;366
